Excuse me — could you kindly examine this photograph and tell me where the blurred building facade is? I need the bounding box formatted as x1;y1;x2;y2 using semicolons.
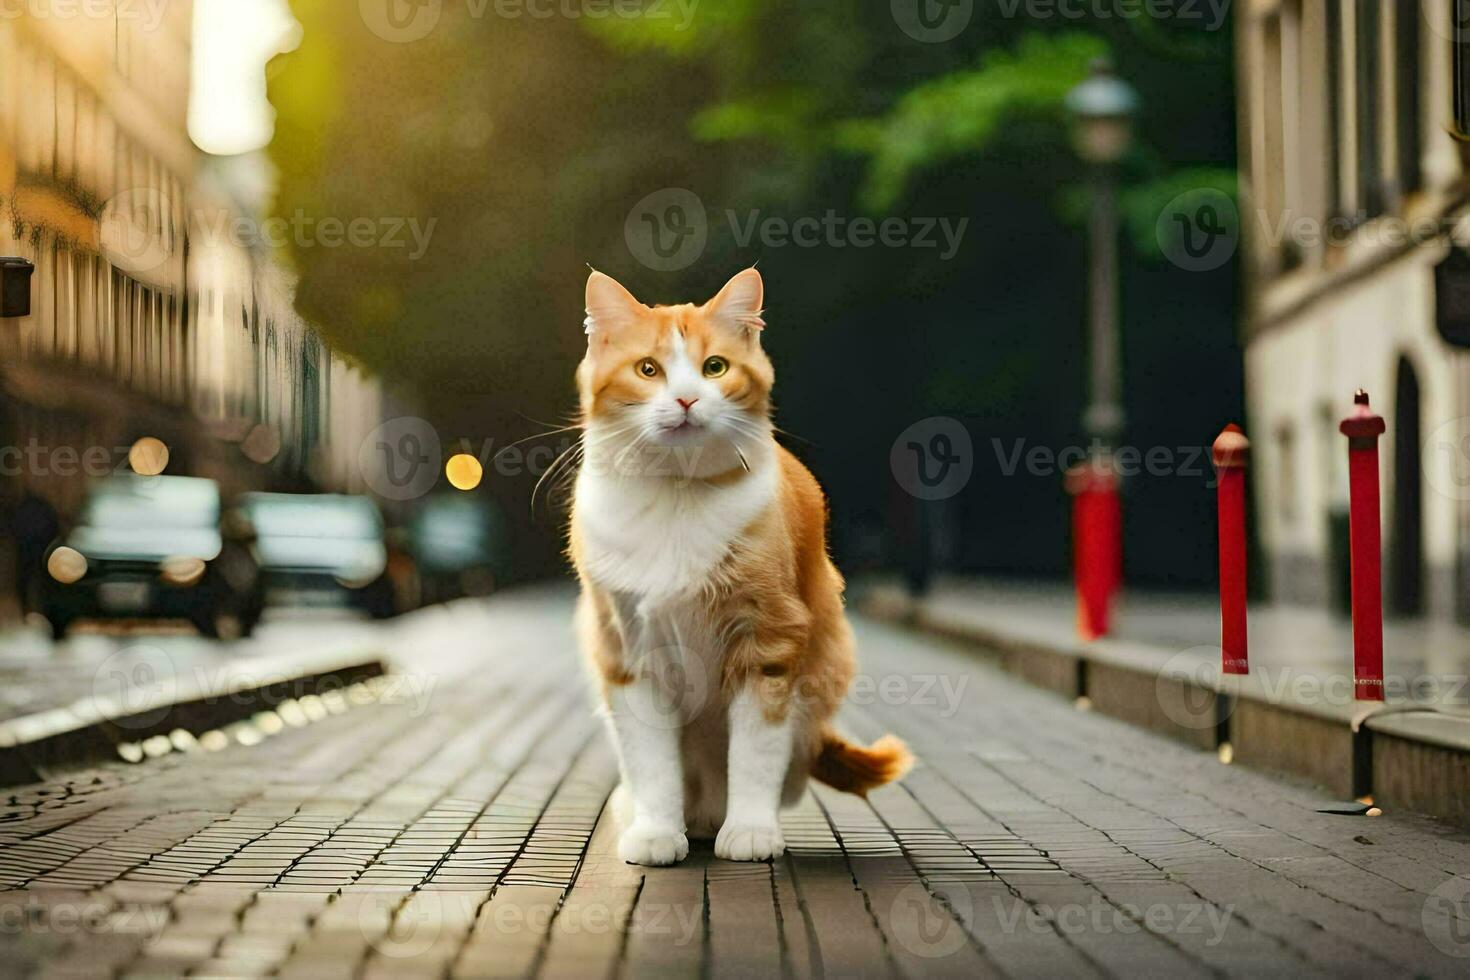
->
0;3;383;614
1238;0;1470;621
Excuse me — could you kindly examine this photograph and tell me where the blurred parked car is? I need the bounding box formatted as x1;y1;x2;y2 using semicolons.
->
407;494;509;605
39;475;256;639
239;492;398;618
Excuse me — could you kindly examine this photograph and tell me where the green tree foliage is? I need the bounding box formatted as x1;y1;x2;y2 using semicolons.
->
832;32;1107;210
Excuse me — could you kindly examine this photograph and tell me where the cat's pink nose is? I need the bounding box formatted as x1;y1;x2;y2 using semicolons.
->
677;398;698;411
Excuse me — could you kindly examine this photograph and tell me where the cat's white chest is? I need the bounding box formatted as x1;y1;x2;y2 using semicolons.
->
575;464;776;600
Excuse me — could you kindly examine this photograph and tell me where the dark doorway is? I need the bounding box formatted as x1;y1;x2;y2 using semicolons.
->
1391;356;1424;616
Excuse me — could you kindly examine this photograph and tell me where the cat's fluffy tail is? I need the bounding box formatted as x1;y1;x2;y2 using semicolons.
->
810;728;913;797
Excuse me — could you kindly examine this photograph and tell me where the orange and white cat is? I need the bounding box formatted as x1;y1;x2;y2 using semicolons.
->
569;267;910;866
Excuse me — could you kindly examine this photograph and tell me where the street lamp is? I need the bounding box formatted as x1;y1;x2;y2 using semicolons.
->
1066;58;1139;447
1064;58;1138;640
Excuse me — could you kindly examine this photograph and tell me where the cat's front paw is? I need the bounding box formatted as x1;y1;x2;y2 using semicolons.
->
618;823;689;866
715;821;785;862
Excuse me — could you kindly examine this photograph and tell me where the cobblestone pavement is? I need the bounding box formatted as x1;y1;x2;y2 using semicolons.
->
2;591;1469;978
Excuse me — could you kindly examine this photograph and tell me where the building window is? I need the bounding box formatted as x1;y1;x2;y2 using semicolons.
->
1276;422;1298;525
1260;12;1286;218
1256;2;1305;270
1394;1;1423;198
1354;0;1384;218
1326;0;1344;216
112;271;131;381
1455;0;1470;137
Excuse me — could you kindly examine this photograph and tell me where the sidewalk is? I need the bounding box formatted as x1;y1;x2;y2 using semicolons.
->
867;577;1470;714
857;576;1470;825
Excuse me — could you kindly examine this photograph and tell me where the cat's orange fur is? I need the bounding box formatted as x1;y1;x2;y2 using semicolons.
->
568;268;910;865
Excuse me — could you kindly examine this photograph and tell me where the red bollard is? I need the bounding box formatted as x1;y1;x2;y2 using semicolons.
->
1213;424;1250;675
1067;456;1122;641
1339;390;1386;702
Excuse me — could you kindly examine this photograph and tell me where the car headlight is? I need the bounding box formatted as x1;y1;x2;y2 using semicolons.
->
334;547;387;589
47;547;87;584
160;556;207;587
334;568;382;589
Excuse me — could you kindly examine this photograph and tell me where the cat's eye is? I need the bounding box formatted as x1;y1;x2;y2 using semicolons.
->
702;356;729;378
636;358;660;379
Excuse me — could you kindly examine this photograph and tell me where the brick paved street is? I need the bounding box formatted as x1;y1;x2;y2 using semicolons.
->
2;590;1469;978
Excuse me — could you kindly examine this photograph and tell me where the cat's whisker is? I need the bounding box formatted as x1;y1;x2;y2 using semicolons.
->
532;441;585;518
769;424;812;447
725;419;768;441
515;410;583;432
492;424;585;464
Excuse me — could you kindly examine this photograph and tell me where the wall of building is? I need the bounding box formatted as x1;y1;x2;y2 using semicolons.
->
1247;245;1465;615
1237;0;1470;620
0;7;379;485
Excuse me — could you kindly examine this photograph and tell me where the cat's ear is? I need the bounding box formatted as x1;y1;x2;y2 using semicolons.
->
584;270;646;338
704;267;765;335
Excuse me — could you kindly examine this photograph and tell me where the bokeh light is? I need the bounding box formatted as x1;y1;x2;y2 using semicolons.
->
160;556;207;587
241;424;282;464
445;453;484;491
128;437;170;476
46;547;87;584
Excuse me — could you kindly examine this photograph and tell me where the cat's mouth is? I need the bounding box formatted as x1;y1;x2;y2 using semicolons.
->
657;418;706;441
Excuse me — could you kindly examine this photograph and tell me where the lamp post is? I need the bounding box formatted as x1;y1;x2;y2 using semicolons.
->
1066;58;1139;449
1064;58;1137;640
